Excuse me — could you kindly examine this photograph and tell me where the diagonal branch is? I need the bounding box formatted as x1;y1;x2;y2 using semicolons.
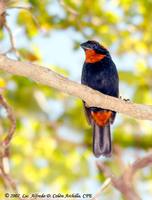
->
91;178;111;200
96;152;152;200
131;153;152;174
0;54;152;120
96;162;141;200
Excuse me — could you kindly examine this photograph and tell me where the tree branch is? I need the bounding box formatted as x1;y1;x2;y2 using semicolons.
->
96;161;141;200
0;94;16;147
0;94;17;193
96;152;152;200
131;153;152;174
0;54;152;120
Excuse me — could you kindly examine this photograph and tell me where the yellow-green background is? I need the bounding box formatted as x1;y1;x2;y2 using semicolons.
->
0;0;152;199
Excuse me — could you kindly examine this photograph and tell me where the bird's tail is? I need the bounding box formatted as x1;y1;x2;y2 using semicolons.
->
93;123;111;157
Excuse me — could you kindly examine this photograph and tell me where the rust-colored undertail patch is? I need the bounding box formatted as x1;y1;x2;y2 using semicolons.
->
91;111;112;126
85;49;106;63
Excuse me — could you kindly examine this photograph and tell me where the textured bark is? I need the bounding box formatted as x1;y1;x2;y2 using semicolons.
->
0;54;152;120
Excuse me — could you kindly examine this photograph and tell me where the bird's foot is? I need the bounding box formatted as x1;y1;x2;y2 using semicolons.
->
119;96;131;102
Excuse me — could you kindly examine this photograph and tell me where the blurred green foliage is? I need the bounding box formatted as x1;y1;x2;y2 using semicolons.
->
0;0;152;199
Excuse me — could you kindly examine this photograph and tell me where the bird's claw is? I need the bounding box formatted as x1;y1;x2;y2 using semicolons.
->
119;96;130;102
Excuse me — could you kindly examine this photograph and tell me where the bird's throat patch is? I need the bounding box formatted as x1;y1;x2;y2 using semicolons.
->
91;111;112;126
85;49;106;63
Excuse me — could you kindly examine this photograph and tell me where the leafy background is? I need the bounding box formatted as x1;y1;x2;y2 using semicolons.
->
0;0;152;199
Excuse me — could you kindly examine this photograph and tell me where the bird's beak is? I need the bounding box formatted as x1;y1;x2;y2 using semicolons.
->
80;43;91;50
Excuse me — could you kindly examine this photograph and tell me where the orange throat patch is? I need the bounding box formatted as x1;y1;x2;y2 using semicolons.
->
85;49;106;63
91;111;112;126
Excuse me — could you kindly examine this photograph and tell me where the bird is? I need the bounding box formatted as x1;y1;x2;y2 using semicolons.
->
81;40;119;157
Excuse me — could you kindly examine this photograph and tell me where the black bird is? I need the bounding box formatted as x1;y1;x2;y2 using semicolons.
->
81;40;119;157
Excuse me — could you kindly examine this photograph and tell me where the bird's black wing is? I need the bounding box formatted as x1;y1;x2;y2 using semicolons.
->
82;101;93;125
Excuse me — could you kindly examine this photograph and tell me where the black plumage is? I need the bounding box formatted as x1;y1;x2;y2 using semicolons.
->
81;40;119;157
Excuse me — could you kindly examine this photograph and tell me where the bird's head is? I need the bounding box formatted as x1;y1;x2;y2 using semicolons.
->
80;40;110;63
80;40;109;55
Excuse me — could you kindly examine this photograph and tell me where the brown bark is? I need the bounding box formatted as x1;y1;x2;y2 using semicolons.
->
0;55;152;120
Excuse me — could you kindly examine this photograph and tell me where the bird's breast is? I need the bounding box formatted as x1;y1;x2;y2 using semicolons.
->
81;59;118;97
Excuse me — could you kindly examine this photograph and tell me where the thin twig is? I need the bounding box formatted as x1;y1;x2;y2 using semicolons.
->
0;94;16;147
0;94;18;194
3;23;20;59
8;6;32;10
1;2;40;57
8;5;40;29
4;23;15;49
91;178;111;200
